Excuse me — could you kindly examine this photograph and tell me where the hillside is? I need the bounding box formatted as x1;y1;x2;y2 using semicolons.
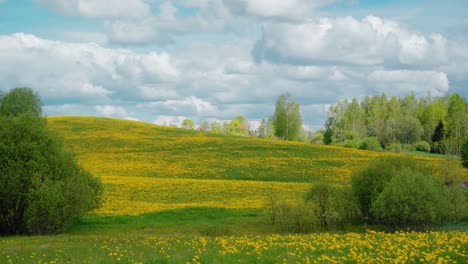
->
47;116;445;216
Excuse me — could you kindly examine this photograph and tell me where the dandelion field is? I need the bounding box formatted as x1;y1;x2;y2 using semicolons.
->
1;116;467;263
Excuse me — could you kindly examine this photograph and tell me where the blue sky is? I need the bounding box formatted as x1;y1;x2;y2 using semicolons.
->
0;0;467;129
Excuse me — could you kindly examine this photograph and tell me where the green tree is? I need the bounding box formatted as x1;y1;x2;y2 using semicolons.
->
199;121;210;132
210;121;222;133
446;93;466;154
0;87;42;117
272;93;303;141
461;138;468;168
227;115;249;136
181;118;195;129
258;116;275;139
0;90;102;235
323;117;334;145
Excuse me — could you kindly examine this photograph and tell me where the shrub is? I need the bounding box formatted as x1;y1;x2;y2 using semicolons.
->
305;184;359;229
412;141;431;153
358;137;382;151
343;139;360;149
352;156;464;229
0;114;102;235
371;168;447;228
351;157;432;220
272;200;319;233
461;138;468;168
385;142;403;153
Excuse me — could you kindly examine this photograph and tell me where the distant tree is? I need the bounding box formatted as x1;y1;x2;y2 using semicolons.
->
227;115;249;136
0;87;42;117
432;120;446;143
181;118;195;129
446;93;466;154
258;116;275;139
210;121;222;133
323;117;334;145
272;93;303;141
199;121;210;132
461;138;468;168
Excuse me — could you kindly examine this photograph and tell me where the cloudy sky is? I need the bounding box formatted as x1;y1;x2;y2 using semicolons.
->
0;0;467;129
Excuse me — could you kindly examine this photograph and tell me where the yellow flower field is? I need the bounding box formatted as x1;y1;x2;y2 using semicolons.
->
1;231;467;263
95;175;309;215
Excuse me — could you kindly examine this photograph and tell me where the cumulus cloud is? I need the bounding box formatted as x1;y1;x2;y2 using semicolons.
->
253;16;449;67
95;105;128;117
153;115;187;126
35;0;150;19
0;33;178;104
368;70;450;96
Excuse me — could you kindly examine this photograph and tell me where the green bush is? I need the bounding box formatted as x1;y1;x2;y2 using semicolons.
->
0;114;102;235
343;140;360;149
461;138;468;168
305;184;359;229
358;137;383;151
412;141;431;153
351;157;432;220
385;142;403;153
272;200;318;233
371;169;446;228
351;157;464;229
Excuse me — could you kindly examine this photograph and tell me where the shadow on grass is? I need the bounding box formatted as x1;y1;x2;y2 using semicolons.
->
69;207;270;236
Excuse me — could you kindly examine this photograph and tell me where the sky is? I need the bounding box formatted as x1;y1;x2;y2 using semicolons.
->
0;0;467;130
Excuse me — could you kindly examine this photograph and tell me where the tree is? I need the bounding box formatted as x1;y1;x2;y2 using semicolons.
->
199;121;210;132
227;115;249;136
0;89;102;235
181;118;195;129
461;138;468;168
210;121;222;133
323;117;334;145
446;93;466;154
0;87;42;117
272;93;303;141
258;116;275;139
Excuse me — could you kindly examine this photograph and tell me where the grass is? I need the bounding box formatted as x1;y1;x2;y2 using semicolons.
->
1;116;466;263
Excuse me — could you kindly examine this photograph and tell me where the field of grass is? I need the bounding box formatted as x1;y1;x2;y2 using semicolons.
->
1;116;467;263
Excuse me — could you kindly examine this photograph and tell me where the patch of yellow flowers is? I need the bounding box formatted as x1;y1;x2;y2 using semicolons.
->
1;231;467;263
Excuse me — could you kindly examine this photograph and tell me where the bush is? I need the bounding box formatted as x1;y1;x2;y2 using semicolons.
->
358;137;383;151
343;139;360;149
351;157;432;220
0;114;102;235
271;200;319;233
305;184;359;229
385;142;403;153
461;138;468;168
351;157;464;229
371;169;447;228
412;141;431;153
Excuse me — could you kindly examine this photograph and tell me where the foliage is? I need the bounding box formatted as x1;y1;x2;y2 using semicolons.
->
181;118;195;129
385;142;403;153
412;140;431;153
0;114;102;235
272;93;303;141
226;115;250;136
258;116;275;139
358;137;382;151
462;138;468;168
351;156;464;228
343;139;360;149
305;184;359;229
371;169;448;228
325;92;468;155
0;87;42;117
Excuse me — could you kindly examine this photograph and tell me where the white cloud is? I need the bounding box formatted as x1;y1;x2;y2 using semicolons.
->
95;105;128;117
153;115;187;126
36;0;150;19
0;33;178;104
254;16;449;67
368;70;450;96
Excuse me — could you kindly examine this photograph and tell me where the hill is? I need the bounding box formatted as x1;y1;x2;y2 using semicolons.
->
47;116;445;216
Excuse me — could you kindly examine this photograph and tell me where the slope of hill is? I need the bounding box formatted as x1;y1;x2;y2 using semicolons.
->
47;116;445;216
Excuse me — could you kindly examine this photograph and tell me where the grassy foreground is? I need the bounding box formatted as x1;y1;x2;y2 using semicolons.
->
1;116;467;263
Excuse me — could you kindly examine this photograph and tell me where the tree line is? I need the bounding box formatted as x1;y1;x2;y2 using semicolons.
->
181;92;311;142
323;92;468;155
